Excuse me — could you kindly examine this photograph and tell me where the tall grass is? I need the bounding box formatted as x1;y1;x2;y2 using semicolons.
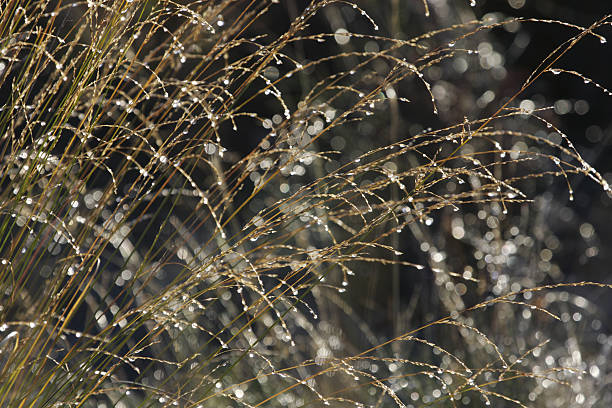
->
0;1;610;407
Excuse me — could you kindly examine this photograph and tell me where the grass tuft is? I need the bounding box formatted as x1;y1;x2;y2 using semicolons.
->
0;1;610;407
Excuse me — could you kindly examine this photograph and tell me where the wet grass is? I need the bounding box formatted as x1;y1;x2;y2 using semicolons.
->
0;1;610;407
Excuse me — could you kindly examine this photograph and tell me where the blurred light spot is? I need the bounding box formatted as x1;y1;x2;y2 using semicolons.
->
364;41;379;52
453;57;468;73
508;0;526;9
477;90;495;108
334;28;350;45
519;99;535;114
554;99;572;115
579;223;594;239
574;99;589;115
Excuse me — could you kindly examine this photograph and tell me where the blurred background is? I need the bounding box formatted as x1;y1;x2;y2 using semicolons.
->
250;1;612;405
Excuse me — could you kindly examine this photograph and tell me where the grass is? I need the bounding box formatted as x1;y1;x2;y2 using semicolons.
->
0;0;610;407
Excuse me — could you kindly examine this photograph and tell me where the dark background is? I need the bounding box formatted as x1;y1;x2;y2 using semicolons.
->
265;0;612;345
